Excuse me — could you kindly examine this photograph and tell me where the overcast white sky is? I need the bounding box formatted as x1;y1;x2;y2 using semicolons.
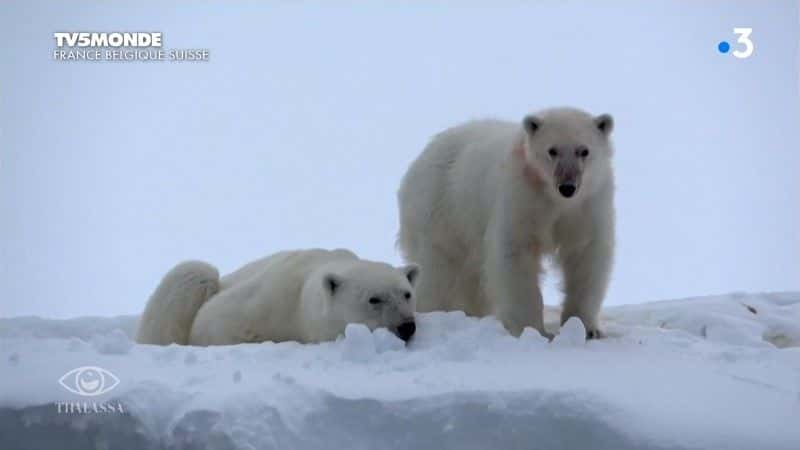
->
1;1;798;318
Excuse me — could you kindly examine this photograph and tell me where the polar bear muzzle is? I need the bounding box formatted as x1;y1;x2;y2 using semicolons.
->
395;321;416;342
558;183;577;198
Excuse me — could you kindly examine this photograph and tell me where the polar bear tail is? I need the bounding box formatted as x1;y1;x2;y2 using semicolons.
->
136;261;220;345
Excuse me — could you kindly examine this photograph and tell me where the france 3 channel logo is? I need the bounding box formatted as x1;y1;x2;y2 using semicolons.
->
717;27;754;58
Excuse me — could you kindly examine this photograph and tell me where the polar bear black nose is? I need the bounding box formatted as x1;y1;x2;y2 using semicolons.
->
396;321;416;341
558;184;576;198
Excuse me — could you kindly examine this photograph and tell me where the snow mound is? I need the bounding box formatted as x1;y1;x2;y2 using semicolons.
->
551;316;586;346
1;292;799;450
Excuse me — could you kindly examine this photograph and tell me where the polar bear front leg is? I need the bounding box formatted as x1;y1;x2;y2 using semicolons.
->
485;233;547;338
559;238;613;339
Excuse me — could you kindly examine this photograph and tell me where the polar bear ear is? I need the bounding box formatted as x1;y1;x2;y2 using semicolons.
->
400;264;420;286
594;114;614;136
522;115;542;135
323;273;343;297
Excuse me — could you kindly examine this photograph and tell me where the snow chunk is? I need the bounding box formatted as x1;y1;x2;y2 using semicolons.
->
552;317;586;346
90;328;133;355
519;327;550;347
372;327;405;353
340;324;407;362
341;323;376;362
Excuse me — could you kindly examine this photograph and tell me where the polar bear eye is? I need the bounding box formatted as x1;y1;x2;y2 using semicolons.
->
403;292;412;300
577;147;590;158
547;148;558;158
368;297;382;305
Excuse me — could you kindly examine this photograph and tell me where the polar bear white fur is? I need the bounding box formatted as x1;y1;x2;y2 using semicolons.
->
136;249;420;345
397;107;615;338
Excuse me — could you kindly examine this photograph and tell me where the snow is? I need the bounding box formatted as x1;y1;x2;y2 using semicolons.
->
1;292;799;450
551;317;587;347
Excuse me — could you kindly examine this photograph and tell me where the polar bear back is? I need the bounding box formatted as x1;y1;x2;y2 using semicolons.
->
399;119;521;257
189;249;359;345
219;248;357;291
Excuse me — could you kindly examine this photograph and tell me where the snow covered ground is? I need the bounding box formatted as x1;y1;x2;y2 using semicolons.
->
1;292;799;450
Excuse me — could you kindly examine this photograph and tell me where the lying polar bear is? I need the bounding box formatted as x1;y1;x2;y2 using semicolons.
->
136;249;420;345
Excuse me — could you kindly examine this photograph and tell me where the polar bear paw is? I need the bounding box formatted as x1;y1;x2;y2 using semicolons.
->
586;328;604;340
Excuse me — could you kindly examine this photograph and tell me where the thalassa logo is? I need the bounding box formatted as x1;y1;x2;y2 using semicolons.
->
58;366;120;396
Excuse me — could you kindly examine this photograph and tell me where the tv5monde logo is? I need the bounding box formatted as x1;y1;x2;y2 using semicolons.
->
52;31;209;62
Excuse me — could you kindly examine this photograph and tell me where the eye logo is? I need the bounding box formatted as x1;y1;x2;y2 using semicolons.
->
58;366;120;396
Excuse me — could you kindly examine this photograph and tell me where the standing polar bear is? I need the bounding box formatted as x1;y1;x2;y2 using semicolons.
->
398;107;615;338
136;249;420;345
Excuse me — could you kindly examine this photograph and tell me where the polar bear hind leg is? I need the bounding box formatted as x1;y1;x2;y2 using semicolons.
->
136;261;220;345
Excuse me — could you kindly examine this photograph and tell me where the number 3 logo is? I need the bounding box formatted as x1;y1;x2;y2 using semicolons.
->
732;28;754;59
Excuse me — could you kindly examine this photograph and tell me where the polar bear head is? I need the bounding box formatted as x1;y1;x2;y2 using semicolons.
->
520;107;614;201
321;262;420;341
